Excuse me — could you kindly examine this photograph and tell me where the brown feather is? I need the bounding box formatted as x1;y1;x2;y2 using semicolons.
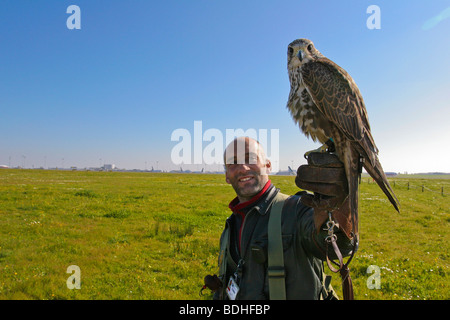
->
301;60;400;213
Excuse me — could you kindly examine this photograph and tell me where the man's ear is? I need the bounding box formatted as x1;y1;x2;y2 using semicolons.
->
225;171;231;184
263;160;272;175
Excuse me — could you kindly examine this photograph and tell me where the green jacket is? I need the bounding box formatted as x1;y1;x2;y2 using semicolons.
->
214;185;353;300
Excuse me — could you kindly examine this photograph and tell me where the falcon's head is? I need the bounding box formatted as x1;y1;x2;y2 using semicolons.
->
287;38;324;70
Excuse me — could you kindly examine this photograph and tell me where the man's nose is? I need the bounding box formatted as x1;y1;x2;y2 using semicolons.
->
235;163;252;173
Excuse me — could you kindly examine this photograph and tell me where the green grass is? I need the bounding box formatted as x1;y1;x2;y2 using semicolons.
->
0;169;448;300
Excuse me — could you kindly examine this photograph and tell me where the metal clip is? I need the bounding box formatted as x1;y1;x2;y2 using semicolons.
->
324;211;338;243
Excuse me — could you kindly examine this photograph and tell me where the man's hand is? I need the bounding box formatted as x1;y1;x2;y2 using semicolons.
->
295;152;353;239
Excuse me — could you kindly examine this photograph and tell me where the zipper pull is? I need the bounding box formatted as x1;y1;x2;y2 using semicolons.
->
234;259;245;285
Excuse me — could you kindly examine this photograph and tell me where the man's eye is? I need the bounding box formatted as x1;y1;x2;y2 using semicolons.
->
248;155;258;164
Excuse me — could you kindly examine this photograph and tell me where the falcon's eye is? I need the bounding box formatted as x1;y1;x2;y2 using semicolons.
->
307;44;313;52
288;47;294;56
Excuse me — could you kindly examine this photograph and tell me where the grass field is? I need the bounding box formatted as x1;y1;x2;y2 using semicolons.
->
0;169;448;300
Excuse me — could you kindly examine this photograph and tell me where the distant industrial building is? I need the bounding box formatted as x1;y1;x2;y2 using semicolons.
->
103;164;115;171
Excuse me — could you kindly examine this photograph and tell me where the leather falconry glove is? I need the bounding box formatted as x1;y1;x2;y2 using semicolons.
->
295;152;353;240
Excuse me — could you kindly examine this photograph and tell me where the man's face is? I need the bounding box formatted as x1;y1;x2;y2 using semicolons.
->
224;138;271;202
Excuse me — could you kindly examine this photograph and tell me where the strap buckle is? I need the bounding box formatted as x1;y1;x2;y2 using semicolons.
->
268;266;285;278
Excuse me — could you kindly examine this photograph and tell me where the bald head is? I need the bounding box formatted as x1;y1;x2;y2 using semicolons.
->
224;137;267;167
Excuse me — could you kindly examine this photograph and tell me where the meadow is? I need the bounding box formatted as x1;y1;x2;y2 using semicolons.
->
0;169;448;300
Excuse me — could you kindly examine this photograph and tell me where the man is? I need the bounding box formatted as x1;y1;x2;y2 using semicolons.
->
208;136;356;300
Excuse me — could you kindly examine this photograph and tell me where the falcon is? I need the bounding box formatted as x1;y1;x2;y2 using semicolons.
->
286;38;400;236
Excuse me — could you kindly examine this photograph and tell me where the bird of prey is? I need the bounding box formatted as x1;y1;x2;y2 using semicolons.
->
286;38;400;237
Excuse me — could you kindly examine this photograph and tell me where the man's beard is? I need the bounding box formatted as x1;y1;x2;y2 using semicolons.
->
230;171;267;201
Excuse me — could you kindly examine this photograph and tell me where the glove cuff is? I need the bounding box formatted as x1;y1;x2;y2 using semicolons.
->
312;197;353;240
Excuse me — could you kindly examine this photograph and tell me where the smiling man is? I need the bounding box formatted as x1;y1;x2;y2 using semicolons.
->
224;136;271;203
207;136;357;300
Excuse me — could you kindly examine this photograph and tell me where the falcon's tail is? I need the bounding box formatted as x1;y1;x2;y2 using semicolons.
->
345;149;361;237
363;157;400;213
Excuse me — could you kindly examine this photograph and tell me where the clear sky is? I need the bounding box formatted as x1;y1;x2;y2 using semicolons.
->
1;0;449;173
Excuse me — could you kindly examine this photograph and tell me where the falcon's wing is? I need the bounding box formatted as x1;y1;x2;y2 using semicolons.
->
301;58;378;165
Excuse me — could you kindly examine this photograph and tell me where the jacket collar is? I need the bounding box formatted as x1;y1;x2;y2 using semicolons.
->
253;185;278;215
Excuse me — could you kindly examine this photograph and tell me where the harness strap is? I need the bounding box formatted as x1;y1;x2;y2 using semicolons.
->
267;192;289;300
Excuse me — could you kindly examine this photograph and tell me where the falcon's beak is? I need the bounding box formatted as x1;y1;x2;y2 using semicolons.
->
297;50;303;62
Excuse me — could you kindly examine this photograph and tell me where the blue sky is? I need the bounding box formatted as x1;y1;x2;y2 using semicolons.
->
1;0;449;173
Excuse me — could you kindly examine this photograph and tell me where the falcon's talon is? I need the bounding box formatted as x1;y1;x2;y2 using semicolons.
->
303;143;329;159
